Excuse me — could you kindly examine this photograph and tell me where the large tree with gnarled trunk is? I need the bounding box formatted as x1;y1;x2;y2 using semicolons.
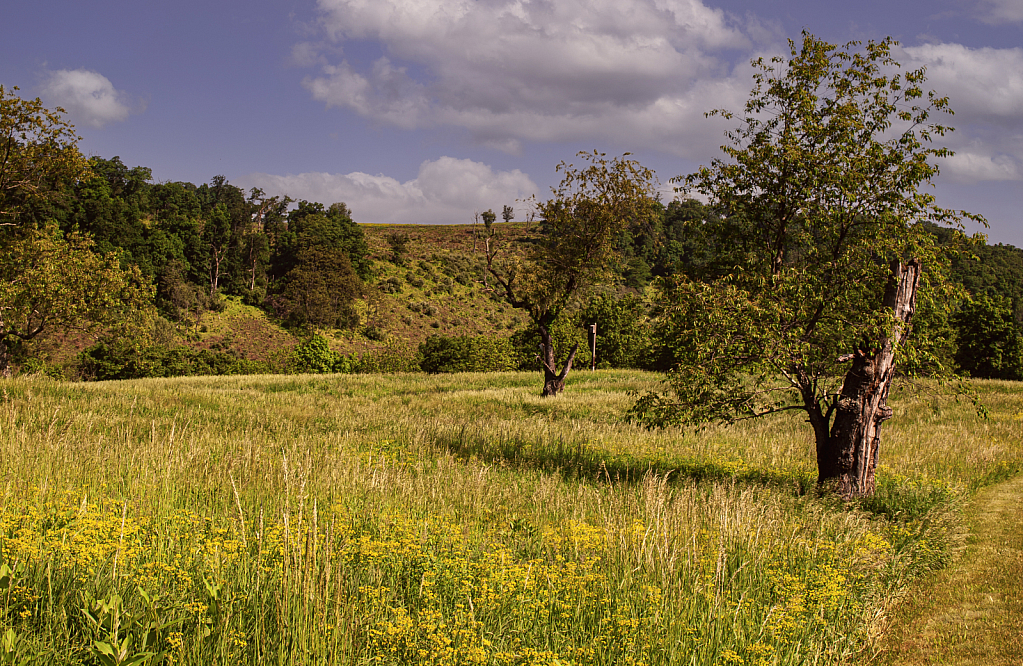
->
631;33;983;498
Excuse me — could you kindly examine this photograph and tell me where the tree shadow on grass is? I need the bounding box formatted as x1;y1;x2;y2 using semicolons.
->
433;423;818;495
431;423;958;521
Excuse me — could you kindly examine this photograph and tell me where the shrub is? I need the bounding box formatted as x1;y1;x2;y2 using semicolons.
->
953;294;1023;379
291;333;357;374
419;335;517;373
291;334;336;374
78;341;272;380
387;232;411;265
355;339;421;373
580;293;651;369
378;276;404;294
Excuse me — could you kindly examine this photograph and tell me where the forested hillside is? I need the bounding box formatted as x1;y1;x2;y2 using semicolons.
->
2;84;1021;383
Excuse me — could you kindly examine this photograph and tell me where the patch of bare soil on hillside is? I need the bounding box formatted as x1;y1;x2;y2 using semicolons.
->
875;475;1023;665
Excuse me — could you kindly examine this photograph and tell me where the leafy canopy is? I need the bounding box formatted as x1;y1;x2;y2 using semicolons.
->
0;85;90;228
0;228;155;350
490;151;661;328
633;33;982;427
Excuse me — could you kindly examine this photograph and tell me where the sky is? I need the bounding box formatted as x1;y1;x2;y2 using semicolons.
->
2;0;1022;244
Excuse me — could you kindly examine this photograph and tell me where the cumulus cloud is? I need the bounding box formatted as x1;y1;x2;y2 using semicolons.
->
899;43;1023;124
974;0;1023;24
300;0;768;156
39;69;140;128
939;150;1021;183
239;156;538;224
896;43;1023;182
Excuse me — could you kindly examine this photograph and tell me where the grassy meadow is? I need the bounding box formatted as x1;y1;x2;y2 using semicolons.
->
0;370;1021;665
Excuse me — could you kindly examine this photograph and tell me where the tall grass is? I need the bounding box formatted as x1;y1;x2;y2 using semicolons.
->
0;371;1020;664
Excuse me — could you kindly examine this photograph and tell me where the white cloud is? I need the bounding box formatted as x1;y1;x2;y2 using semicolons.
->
39;69;139;128
975;0;1023;24
239;156;538;224
897;43;1023;183
301;0;769;156
939;150;1021;183
899;43;1023;124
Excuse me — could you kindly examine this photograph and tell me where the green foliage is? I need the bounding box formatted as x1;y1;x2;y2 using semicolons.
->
0;228;155;375
954;295;1023;380
82;589;180;666
78;340;272;380
481;209;496;232
276;201;370;280
418;334;517;373
634;33;982;429
278;246;363;329
355;338;421;374
291;333;337;373
511;317;588;371
580;293;650;369
386;231;411;266
67;157;153;267
0;85;90;228
291;333;355;374
157;260;222;325
523;151;660;326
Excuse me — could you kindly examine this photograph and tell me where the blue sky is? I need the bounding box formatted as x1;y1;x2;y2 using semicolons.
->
2;0;1021;244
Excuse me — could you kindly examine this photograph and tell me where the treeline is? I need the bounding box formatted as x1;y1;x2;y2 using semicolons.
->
32;157;370;330
4;151;1022;381
20;155;1023;381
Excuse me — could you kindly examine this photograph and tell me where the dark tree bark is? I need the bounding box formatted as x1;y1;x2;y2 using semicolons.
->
816;259;921;498
539;325;578;397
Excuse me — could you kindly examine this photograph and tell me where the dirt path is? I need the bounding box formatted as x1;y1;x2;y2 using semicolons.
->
877;474;1023;665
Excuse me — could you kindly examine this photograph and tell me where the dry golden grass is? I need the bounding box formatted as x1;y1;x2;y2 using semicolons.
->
0;371;1019;665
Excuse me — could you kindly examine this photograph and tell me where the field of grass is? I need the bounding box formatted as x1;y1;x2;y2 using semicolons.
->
0;371;1021;664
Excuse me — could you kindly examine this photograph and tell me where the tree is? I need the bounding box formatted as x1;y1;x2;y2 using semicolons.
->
278;201;370;280
386;231;410;266
244;187;290;296
280;246;363;329
487;151;660;395
502;205;514;224
0;228;154;376
631;34;982;498
953;295;1023;380
203;204;232;296
481;209;496;233
0;86;90;229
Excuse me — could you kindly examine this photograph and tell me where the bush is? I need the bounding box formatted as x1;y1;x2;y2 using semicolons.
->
292;334;336;373
379;276;404;294
419;335;517;373
356;339;421;374
291;333;357;374
387;232;411;265
953;294;1023;379
78;341;272;380
580;293;651;369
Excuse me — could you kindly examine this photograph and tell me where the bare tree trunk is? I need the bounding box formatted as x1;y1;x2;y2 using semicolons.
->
539;325;578;397
818;259;921;498
249;241;257;291
0;338;10;378
211;250;223;297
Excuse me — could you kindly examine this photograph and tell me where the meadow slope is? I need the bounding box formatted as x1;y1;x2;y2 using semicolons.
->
0;371;1020;665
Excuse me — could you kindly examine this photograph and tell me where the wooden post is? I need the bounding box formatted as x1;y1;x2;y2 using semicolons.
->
587;323;597;371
